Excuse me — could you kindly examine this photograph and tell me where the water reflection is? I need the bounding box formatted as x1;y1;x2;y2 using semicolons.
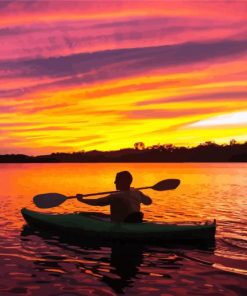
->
20;226;189;294
103;243;146;293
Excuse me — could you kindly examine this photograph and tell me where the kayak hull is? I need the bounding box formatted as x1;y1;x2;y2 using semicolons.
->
21;208;216;244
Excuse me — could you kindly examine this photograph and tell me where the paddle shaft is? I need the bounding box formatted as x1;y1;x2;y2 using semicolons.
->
33;179;180;208
66;186;153;199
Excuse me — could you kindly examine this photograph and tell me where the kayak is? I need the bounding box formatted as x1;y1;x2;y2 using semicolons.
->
21;208;216;244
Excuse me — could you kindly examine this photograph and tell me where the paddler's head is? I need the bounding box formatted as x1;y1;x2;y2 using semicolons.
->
114;171;133;191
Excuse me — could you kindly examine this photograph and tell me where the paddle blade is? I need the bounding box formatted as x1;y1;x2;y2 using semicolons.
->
33;193;67;208
152;179;180;191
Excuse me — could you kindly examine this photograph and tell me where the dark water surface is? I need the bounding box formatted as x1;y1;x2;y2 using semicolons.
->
0;163;246;295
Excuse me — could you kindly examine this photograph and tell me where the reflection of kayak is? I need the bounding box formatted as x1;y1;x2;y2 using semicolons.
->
21;208;216;244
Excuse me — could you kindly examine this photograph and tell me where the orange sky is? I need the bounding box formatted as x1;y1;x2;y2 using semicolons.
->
0;1;247;155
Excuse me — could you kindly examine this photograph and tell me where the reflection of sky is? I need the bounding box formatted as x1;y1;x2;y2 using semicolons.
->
1;1;247;154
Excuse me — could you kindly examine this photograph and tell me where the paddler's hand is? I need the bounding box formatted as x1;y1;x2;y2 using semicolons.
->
76;194;84;202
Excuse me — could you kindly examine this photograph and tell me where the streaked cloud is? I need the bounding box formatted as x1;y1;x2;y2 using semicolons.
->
126;106;226;120
2;39;247;79
137;91;247;106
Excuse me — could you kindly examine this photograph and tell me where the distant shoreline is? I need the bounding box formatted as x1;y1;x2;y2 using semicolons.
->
1;142;246;163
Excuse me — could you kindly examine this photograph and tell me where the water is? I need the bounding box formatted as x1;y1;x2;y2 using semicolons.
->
0;163;246;295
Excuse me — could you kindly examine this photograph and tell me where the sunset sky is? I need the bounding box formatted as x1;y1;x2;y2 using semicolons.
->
0;0;247;155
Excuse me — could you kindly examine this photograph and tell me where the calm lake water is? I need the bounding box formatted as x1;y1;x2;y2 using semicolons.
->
0;163;246;295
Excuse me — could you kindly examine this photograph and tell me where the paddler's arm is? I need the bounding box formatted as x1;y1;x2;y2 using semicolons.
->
76;194;111;206
139;191;152;205
130;188;152;205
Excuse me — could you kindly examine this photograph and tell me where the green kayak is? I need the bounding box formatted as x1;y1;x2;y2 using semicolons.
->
21;208;216;244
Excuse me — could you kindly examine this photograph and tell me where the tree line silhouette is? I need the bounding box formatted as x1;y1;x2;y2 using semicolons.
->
0;140;246;163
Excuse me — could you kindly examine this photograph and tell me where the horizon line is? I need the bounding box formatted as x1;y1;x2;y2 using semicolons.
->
1;139;246;157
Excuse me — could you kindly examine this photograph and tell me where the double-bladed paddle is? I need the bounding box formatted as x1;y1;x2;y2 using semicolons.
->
33;178;180;209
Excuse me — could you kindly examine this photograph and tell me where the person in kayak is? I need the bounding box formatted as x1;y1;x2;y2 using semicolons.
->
76;171;152;223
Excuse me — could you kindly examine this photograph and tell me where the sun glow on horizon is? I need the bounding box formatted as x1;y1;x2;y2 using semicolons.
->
189;111;247;127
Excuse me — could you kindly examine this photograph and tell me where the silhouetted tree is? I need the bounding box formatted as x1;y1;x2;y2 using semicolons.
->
199;141;218;147
163;144;175;151
134;142;145;150
230;139;237;145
